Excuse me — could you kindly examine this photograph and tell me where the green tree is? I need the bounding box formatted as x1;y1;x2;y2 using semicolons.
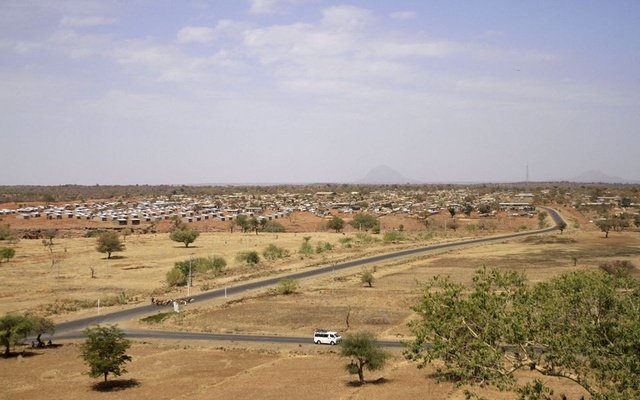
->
169;225;199;248
234;215;250;233
448;207;456;218
0;314;32;356
28;314;55;347
405;267;640;399
0;247;15;263
327;216;345;232
596;219;612;238
81;325;132;383
349;214;379;232
96;231;125;259
462;203;474;217
340;331;389;384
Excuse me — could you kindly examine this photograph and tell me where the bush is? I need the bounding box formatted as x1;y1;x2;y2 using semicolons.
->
277;278;298;295
339;237;353;248
236;251;260;265
315;241;333;253
166;268;187;287
263;244;290;261
355;233;379;244
262;221;286;232
299;237;314;256
361;270;375;287
174;256;226;276
599;260;636;276
0;224;15;241
383;230;403;243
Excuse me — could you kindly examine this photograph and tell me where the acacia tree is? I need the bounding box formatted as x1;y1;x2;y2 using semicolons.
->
81;325;132;383
0;247;15;263
327;216;345;233
0;314;54;356
169;224;199;248
596;220;612;238
340;331;389;384
28;314;55;347
0;314;33;356
405;267;640;399
96;231;125;259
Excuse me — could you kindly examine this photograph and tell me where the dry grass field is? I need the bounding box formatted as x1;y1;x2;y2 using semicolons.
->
1;207;638;399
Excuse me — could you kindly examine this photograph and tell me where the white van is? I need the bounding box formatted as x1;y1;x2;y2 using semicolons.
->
313;330;342;345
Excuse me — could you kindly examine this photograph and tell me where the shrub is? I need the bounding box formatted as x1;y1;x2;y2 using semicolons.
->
236;251;260;265
277;278;298;295
599;260;636;276
166;268;187;287
141;312;173;324
263;244;290;261
355;233;379;244
339;237;353;248
361;270;375;287
383;230;403;243
315;241;333;253
299;237;314;256
174;256;226;276
0;224;15;241
262;221;286;232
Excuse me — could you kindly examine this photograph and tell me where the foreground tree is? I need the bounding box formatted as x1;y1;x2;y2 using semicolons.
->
96;231;125;259
169;224;199;248
340;331;389;384
81;325;132;383
327;216;345;232
405;267;640;399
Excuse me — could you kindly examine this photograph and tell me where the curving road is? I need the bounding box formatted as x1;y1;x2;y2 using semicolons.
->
53;207;564;345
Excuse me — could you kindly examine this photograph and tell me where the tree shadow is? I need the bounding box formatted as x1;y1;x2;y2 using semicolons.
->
92;378;140;392
345;377;390;387
106;255;126;260
2;350;42;359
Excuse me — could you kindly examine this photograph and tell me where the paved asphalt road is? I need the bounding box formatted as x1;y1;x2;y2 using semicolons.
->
52;207;564;347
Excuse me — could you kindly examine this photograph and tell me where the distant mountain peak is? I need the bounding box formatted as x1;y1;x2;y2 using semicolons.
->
359;165;416;184
571;170;628;184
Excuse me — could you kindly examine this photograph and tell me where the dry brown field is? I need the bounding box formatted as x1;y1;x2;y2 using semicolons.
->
2;207;638;399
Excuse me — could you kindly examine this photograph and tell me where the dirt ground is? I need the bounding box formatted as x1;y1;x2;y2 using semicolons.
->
0;341;589;400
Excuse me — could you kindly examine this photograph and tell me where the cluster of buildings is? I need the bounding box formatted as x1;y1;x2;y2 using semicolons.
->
0;187;549;227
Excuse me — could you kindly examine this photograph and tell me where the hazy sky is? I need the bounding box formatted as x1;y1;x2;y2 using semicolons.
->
1;0;639;184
